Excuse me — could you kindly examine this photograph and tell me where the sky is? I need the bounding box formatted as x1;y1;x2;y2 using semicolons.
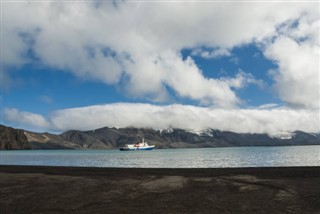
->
1;1;320;134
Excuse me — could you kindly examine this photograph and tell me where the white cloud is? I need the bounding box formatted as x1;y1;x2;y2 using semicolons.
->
40;95;53;104
264;36;320;109
262;11;320;109
229;57;240;65
191;48;231;59
2;2;319;108
3;103;320;134
3;108;50;129
258;103;280;109
142;51;250;107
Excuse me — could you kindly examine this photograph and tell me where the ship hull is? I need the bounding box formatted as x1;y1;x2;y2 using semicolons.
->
119;146;155;151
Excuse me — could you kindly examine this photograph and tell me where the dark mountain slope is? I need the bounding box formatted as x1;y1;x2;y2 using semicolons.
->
1;125;320;150
58;127;320;149
24;131;81;149
0;125;31;150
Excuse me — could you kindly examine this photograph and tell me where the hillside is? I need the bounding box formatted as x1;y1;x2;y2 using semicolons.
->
1;125;317;150
0;125;31;150
24;131;81;149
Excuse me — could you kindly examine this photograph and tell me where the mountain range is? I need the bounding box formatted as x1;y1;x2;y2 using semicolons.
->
1;124;320;150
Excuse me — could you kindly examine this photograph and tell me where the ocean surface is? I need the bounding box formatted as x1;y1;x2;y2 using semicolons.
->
1;145;319;168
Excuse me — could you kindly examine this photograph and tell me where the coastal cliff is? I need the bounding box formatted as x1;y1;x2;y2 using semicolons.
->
0;125;31;150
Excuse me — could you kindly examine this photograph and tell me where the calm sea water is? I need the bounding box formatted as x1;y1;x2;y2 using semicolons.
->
1;145;319;168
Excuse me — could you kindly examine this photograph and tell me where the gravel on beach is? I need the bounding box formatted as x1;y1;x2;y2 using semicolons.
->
1;165;320;214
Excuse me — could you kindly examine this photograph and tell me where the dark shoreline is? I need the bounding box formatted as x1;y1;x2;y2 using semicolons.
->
1;165;320;213
1;165;320;177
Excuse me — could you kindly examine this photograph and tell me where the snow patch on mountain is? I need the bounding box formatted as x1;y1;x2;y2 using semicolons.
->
268;132;295;140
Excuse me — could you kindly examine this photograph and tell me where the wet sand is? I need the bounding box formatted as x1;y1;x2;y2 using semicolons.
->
1;165;320;213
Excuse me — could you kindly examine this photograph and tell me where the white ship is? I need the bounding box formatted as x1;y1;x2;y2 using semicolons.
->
119;138;155;151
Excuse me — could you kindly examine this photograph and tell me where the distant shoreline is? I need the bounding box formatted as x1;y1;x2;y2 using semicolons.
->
2;124;319;150
2;165;320;174
1;143;320;151
1;165;320;213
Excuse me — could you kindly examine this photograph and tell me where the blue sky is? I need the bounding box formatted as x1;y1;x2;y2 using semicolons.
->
5;65;126;115
1;1;319;134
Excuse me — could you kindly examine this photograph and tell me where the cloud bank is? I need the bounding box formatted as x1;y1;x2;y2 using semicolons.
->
2;1;319;108
4;103;320;134
2;2;319;133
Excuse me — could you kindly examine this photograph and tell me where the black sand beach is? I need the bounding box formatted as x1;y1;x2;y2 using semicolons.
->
1;165;320;213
